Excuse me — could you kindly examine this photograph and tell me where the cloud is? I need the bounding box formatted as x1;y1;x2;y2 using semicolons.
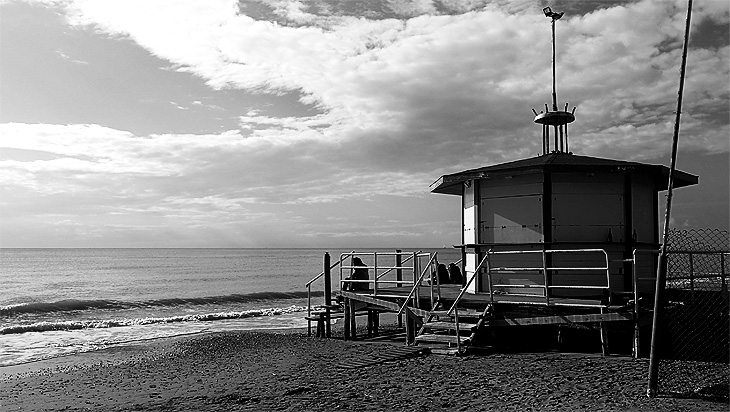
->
23;1;727;165
1;0;728;246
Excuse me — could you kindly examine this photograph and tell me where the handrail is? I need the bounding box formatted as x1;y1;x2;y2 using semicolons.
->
339;251;427;293
306;252;354;287
305;251;354;335
447;253;490;316
397;253;438;316
488;248;611;289
375;252;419;280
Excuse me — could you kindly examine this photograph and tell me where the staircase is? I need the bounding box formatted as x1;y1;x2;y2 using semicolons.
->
414;304;493;355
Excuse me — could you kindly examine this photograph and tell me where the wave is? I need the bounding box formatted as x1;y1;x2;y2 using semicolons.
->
0;291;322;315
0;305;311;335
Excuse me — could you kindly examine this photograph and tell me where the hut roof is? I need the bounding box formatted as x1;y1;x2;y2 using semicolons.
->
430;152;698;195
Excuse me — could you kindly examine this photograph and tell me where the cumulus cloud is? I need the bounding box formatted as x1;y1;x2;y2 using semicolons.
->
1;0;728;246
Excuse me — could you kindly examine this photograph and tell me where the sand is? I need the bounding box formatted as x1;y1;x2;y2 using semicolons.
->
1;326;726;412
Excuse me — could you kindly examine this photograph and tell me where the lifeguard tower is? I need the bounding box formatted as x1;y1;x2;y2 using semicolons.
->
307;7;698;356
427;7;698;354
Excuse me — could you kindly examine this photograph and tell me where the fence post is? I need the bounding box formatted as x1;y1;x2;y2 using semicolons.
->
722;253;727;293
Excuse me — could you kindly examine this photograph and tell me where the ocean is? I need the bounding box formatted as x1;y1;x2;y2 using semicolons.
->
0;248;461;367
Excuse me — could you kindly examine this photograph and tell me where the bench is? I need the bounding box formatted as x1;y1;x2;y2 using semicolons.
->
306;307;380;338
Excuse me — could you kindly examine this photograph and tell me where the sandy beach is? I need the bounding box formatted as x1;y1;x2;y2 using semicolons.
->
1;325;726;412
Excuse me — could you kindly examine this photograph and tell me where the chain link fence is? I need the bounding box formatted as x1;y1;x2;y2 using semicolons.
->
657;228;729;402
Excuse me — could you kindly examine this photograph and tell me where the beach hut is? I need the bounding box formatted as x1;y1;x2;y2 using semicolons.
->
420;7;700;355
430;6;698;305
430;151;698;301
314;7;700;356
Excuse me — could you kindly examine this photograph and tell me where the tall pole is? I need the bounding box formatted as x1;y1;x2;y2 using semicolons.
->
551;18;558;111
647;0;693;398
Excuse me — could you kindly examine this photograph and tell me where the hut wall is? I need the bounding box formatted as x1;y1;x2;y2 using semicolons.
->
551;173;625;243
631;175;656;245
478;174;544;244
463;180;479;293
631;175;659;293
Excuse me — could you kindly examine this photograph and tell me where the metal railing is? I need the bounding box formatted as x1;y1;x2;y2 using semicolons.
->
447;253;490;316
486;248;611;306
396;253;439;317
339;251;431;296
305;251;354;334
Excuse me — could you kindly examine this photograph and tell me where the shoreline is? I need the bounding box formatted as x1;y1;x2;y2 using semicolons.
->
2;327;726;411
0;325;311;375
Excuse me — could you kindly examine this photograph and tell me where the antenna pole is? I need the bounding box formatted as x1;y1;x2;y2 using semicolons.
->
534;7;573;154
551;17;558;111
647;0;693;398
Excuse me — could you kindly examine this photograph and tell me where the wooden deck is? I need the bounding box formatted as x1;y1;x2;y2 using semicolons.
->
334;283;643;356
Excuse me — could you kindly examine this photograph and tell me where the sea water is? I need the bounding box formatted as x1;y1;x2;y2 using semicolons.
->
0;248;460;366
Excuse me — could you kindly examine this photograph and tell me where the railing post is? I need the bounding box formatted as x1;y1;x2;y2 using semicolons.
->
307;284;312;337
396;250;403;327
396;250;403;287
373;252;378;295
413;252;420;308
632;249;640;359
431;254;437;310
722;253;727;292
454;305;461;353
487;249;495;305
542;249;549;306
324;252;332;338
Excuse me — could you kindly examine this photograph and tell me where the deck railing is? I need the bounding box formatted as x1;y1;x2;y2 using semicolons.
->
447;253;490;316
396;253;439;317
486;248;611;306
305;251;354;334
339;251;432;297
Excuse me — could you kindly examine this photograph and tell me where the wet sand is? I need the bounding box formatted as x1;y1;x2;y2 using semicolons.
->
1;327;726;411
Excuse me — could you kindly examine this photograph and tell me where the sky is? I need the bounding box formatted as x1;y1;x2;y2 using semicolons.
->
0;0;728;248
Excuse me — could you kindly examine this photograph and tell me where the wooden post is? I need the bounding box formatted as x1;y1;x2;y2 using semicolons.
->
373;310;379;336
404;306;414;345
349;298;357;341
367;310;373;337
324;252;332;338
600;307;609;356
343;297;350;340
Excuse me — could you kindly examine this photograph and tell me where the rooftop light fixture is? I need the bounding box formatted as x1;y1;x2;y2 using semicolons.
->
533;5;574;154
542;7;564;20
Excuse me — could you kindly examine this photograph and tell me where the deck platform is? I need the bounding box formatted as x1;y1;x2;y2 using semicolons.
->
335;284;644;356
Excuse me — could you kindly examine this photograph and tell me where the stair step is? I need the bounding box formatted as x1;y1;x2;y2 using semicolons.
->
423;321;477;332
430;348;461;355
429;310;482;318
415;333;471;345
